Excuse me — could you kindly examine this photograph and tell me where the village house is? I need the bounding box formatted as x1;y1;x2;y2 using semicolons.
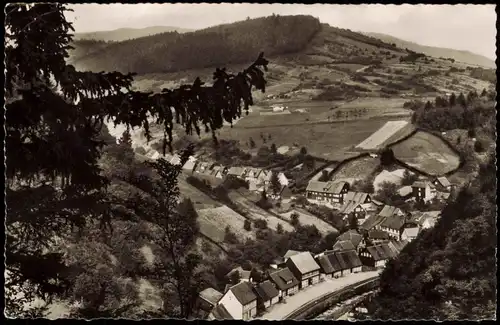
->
359;242;397;268
268;268;300;300
210;165;227;179
182;159;198;174
361;205;404;232
316;252;343;279
218;281;258;320
336;230;363;250
432;176;452;192
332;240;357;252
411;180;437;203
387;240;409;256
378;214;408;240
207;304;233;320
401;224;420;242
285;251;321;289
366;229;390;243
336;249;363;274
196;162;213;174
227;166;247;179
226;266;253;284
170;153;182;166
277;172;289;187
244;168;263;182
339;192;375;220
305;180;349;204
253;280;280;313
194;287;223;319
283;250;302;261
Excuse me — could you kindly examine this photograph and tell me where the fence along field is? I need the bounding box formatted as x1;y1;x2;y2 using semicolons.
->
355;120;409;150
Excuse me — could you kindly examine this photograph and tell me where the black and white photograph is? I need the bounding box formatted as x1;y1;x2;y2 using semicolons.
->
4;2;497;320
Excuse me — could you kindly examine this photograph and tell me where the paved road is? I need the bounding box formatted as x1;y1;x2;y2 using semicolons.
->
257;271;380;320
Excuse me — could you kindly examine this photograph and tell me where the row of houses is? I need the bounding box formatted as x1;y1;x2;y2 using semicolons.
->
196;234;409;320
305;175;453;206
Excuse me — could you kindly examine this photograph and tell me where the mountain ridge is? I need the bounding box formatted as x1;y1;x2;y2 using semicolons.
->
74;25;194;42
363;31;495;68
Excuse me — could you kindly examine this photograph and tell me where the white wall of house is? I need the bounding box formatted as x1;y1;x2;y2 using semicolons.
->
219;290;243;320
352;266;362;273
343;269;351;275
301;279;309;289
271;296;279;305
242;300;257;320
333;271;342;278
375;260;386;268
264;300;271;309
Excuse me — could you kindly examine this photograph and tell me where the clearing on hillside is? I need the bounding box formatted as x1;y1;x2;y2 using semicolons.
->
391;131;461;175
331;156;380;183
279;209;338;235
197;206;256;244
355;120;409;150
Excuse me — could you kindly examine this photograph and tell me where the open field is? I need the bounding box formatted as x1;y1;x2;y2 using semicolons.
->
228;191;295;232
279;209;338;235
356;120;409;150
177;175;222;210
391;131;461;175
331;156;381;182
197;206;256;244
216;116;404;161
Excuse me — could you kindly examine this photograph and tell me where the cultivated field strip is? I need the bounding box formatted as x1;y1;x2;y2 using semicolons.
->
355;120;409;150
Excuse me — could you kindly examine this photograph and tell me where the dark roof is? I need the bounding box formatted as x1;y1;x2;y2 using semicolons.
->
368;229;390;240
338;201;363;215
380;214;406;231
378;205;402;218
210;304;233;320
344;192;371;204
326;253;344;272
334;251;349;270
361;214;387;230
332;240;356;252
269;268;300;290
337;230;363;248
229;282;257;306
306;181;348;194
338;250;362;269
366;242;397;261
254;280;279;301
317;255;334;274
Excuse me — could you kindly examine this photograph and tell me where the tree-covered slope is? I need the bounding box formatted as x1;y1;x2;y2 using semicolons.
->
369;151;496;320
72;15;322;74
74;26;193;42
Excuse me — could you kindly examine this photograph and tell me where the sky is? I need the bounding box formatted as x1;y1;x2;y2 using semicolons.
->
66;4;497;60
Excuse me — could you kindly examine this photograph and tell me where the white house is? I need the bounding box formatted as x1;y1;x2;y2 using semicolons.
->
218;282;258;320
278;172;289;187
272;105;285;112
411;180;437;203
401;226;420;242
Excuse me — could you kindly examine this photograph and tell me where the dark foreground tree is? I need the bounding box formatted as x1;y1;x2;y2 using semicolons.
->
5;3;268;318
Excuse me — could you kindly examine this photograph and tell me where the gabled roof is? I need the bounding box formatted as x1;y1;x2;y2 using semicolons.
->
338;201;364;215
229;282;257;305
378;205;403;218
226;266;245;278
254;280;279;301
317;255;334;274
435;176;451;188
412;180;435;189
210;304;233;320
306;181;348;194
366;242;397;261
269;268;300;290
227;166;246;176
284;250;301;259
332;240;356;252
337;250;362;269
344;192;371;204
326;253;344;272
199;288;223;306
287;251;320;274
333;251;348;270
380;214;406;231
337;230;363;248
361;213;387;230
402;227;419;238
368;229;390;240
170;154;182;165
182;160;197;171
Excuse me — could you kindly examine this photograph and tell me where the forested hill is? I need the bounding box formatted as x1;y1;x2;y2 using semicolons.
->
70;15;322;74
369;150;496;320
